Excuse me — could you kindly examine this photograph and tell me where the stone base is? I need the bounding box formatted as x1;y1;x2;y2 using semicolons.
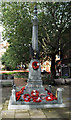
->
8;59;65;109
8;99;65;110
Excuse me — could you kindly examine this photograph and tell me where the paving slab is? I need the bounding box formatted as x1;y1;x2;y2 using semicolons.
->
1;110;15;118
45;112;63;118
29;109;46;118
15;109;29;113
42;108;70;119
15;112;30;118
15;109;30;118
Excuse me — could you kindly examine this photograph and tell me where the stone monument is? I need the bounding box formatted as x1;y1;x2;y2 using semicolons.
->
8;6;65;109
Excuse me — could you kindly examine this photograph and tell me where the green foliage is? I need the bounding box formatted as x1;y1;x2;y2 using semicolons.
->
38;2;71;58
2;2;32;69
37;2;71;80
1;2;71;75
14;72;28;78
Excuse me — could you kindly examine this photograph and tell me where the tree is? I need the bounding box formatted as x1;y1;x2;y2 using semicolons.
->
37;2;71;81
1;2;32;69
1;2;71;81
60;26;71;63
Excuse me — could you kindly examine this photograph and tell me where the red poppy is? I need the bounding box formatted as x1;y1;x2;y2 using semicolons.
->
45;96;54;101
23;94;31;102
21;87;25;92
52;95;57;100
16;94;21;101
16;91;23;101
48;91;51;95
32;61;39;70
31;90;39;97
50;93;54;97
33;97;42;102
16;86;25;101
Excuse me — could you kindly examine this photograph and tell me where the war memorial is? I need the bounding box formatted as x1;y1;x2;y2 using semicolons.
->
8;6;65;110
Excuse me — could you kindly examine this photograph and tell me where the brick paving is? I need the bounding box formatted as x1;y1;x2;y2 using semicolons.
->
0;84;71;119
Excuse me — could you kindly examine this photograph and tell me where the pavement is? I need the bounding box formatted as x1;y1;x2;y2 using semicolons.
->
0;84;71;120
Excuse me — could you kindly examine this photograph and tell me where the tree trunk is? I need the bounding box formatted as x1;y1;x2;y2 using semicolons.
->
51;54;56;83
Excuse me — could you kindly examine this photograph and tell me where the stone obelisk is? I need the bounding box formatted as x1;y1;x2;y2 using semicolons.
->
23;6;47;96
32;6;38;52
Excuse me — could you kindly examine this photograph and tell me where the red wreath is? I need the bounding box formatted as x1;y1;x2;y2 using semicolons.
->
21;87;25;92
16;94;21;101
31;90;42;102
33;97;42;102
32;61;39;70
53;96;57;100
45;93;57;101
16;91;23;101
23;94;31;102
31;90;39;97
16;87;25;101
45;88;57;101
49;93;57;100
40;93;46;100
45;96;54;101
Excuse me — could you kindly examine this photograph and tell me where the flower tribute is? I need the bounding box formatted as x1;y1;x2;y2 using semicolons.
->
16;86;57;102
32;61;40;70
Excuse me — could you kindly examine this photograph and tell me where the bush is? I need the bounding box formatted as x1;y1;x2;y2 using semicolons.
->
14;72;28;78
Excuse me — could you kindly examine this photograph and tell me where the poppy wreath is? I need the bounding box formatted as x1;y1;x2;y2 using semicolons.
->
16;91;23;101
31;90;39;98
40;93;46;100
23;94;31;102
32;61;39;70
45;96;54;101
50;93;57;100
45;93;57;101
16;93;21;101
52;95;57;100
33;97;42;102
31;90;42;102
16;87;25;101
21;87;25;92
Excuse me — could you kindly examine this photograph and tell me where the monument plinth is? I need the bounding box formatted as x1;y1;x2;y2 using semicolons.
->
8;6;65;109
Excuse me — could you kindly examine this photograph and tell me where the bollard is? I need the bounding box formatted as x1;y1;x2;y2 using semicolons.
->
57;88;63;104
11;88;16;104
